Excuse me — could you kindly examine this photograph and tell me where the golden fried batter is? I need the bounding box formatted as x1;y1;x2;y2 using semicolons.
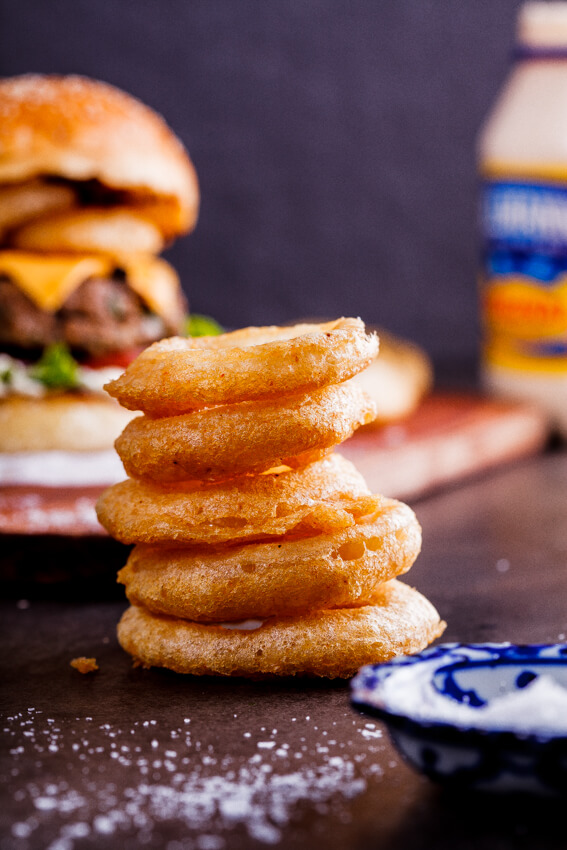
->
117;580;445;679
101;316;445;678
70;656;99;674
118;497;422;621
105;318;378;415
115;382;376;483
96;453;380;545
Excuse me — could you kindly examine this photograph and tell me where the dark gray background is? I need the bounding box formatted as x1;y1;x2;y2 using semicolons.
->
0;0;524;378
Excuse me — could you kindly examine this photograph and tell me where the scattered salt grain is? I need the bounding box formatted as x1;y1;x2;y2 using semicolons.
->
2;706;379;848
12;821;33;838
360;725;383;740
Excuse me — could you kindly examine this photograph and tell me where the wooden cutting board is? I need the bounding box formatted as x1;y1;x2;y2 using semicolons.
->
340;392;550;501
0;392;550;537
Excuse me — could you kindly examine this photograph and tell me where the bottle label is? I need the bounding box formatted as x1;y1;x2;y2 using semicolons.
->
480;178;567;374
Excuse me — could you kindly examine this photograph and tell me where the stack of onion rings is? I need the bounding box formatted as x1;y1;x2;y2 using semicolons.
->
97;318;445;677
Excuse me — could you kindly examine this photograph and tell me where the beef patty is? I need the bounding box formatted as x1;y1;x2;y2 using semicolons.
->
0;274;186;358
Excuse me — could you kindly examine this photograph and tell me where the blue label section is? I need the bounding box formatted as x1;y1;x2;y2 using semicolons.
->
485;248;567;283
482;180;567;252
481;180;567;284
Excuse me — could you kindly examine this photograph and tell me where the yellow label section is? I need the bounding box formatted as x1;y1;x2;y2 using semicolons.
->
481;160;567;184
482;273;567;374
0;250;179;319
482;275;567;340
483;339;567;374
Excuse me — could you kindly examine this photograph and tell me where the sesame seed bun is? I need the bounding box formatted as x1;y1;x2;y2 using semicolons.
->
0;74;199;238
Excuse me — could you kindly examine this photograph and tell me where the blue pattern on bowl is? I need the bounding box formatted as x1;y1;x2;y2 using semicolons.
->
351;643;567;795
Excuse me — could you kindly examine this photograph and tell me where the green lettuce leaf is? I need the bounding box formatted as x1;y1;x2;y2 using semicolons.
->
30;343;80;390
184;314;224;338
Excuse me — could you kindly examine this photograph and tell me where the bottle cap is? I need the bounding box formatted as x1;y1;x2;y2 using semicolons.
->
518;1;567;49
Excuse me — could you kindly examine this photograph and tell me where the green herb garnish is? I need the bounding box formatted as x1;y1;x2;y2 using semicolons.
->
184;314;224;337
30;343;80;390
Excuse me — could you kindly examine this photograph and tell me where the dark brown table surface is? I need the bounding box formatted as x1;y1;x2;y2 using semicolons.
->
1;449;566;850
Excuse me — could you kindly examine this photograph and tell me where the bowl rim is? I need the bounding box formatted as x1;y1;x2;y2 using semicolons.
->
351;641;567;747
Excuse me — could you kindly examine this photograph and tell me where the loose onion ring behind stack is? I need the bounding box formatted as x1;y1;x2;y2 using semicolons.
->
118;497;422;621
105;317;379;415
96;453;380;545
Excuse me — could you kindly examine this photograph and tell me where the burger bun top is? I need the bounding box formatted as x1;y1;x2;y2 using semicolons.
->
0;74;199;238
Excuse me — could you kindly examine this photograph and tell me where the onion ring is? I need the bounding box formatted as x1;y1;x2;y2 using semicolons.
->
96;453;380;545
117;580;446;678
10;206;164;255
104;317;379;415
114;382;377;483
0;179;76;237
118;498;422;621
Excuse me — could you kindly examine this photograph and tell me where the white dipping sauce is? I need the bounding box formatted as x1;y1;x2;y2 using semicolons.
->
377;664;567;737
219;620;265;631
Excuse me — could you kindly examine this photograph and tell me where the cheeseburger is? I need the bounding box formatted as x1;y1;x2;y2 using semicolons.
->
0;74;198;469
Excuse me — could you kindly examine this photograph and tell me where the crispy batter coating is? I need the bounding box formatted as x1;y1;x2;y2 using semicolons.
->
118;498;422;621
96;453;380;545
70;656;99;673
100;316;445;677
105;318;379;415
117;580;446;679
114;382;377;483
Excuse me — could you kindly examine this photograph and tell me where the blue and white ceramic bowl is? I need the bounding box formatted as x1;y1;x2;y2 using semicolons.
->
351;643;567;795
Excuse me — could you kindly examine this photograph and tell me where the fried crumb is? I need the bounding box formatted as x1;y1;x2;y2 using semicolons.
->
70;656;99;674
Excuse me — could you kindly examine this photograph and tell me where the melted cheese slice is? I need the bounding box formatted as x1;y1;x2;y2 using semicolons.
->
0;251;108;311
123;255;181;325
0;250;180;320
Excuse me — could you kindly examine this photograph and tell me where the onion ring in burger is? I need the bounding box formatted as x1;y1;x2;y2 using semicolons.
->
10;207;165;256
117;580;446;678
104;317;379;415
96;453;380;545
0;179;77;237
118;498;422;621
114;382;377;483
